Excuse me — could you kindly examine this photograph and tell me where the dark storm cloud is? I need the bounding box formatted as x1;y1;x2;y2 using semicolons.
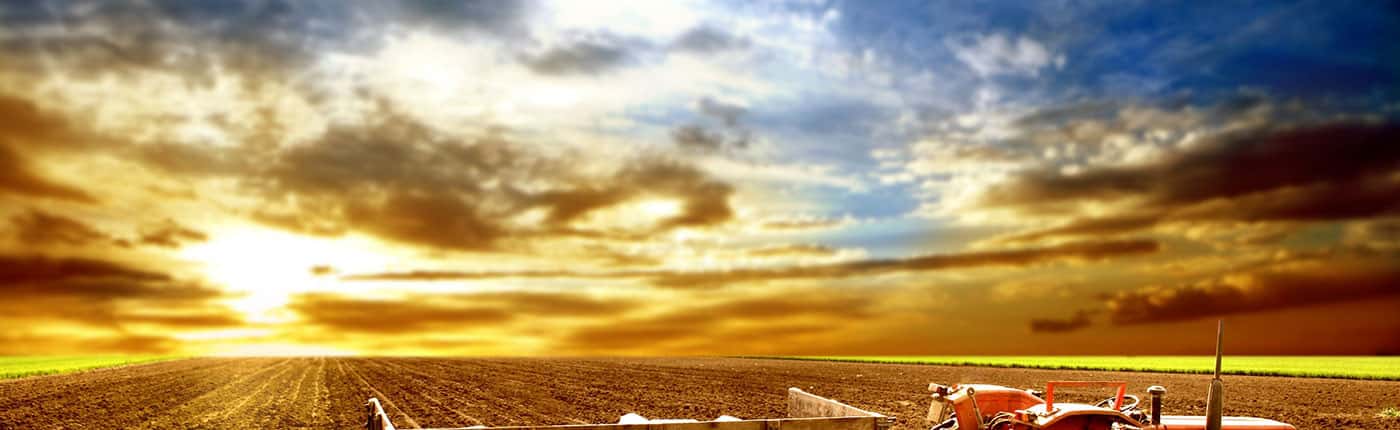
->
1103;257;1400;325
989;122;1400;242
1028;309;1092;333
289;291;636;334
0;254;167;285
671;25;749;54
137;219;209;248
346;238;1159;288
7;209;122;247
520;32;642;76
0;255;237;311
983;123;1400;208
562;293;873;352
1033;250;1400;331
0;93;96;203
0;254;241;330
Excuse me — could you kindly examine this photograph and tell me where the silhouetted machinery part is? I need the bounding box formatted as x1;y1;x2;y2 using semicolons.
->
921;320;1293;430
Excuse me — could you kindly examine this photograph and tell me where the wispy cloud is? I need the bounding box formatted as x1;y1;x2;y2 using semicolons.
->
947;33;1064;77
0;0;1395;355
344;238;1158;288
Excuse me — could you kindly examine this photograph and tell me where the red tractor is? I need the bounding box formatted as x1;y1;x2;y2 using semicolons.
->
924;322;1295;430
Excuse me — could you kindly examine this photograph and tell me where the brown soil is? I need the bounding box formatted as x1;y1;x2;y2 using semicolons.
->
0;357;1395;430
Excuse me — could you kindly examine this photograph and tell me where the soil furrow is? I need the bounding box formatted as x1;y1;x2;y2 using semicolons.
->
140;358;295;429
367;358;487;427
340;358;422;429
0;357;1394;430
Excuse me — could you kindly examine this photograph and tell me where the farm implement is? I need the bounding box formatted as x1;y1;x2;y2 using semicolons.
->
924;321;1294;430
923;380;1292;429
365;322;1295;430
367;387;895;430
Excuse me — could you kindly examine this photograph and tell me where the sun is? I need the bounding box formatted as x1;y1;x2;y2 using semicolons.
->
178;227;396;323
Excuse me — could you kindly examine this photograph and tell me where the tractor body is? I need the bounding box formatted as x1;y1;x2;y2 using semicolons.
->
926;382;1294;430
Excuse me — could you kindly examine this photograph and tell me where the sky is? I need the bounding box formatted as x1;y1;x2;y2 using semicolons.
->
0;0;1398;356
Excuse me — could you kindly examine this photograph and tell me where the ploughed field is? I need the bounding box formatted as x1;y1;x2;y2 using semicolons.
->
0;357;1396;430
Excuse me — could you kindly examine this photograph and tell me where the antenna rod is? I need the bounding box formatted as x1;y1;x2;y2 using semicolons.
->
1214;319;1223;379
1205;320;1224;430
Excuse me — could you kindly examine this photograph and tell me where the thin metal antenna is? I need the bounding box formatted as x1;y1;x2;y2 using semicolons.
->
1214;319;1223;379
1206;320;1224;430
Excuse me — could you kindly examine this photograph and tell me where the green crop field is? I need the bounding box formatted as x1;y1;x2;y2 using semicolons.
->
773;356;1400;380
0;356;180;380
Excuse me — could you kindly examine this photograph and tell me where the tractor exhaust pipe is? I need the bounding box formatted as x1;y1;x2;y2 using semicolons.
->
1205;320;1224;430
1147;385;1165;425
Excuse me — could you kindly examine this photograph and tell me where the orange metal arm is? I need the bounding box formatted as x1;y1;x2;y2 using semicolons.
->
1044;381;1127;412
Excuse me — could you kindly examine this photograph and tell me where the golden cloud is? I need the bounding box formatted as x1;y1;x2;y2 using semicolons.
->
288;291;638;334
561;291;875;354
346;238;1159;288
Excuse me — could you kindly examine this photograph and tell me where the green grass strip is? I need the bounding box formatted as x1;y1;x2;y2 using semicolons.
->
0;356;181;380
751;356;1400;381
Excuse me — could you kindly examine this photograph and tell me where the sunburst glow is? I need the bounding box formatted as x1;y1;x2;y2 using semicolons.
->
179;228;396;323
0;0;1395;357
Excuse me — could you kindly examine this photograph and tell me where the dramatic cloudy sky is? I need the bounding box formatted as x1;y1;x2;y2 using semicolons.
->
1;0;1398;356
